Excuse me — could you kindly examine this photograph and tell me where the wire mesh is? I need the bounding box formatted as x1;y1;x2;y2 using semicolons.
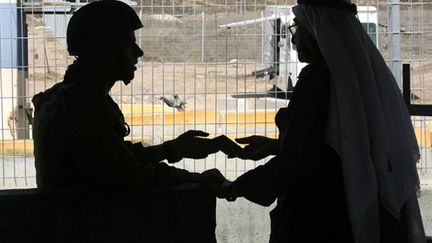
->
0;0;431;190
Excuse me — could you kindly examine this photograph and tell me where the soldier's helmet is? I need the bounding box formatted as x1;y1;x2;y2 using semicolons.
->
67;0;143;56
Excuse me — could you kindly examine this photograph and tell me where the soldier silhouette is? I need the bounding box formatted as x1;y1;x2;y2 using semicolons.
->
32;0;225;190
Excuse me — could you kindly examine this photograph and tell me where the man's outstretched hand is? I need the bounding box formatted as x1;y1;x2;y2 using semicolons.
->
230;135;279;161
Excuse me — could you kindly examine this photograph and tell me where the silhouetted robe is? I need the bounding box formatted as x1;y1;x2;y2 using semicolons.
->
230;59;353;242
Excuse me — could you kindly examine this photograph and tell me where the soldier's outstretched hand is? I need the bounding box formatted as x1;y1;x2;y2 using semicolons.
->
164;130;219;162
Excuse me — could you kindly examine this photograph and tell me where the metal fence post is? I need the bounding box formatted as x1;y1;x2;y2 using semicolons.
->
388;0;402;88
16;0;29;139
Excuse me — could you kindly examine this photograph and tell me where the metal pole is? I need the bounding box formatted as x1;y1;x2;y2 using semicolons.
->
202;11;205;63
16;1;29;139
261;10;264;64
388;0;401;88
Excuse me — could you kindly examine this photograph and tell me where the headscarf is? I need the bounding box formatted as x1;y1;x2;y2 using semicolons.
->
292;1;425;242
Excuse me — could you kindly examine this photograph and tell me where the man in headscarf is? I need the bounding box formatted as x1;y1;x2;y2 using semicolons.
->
32;0;223;190
214;1;427;242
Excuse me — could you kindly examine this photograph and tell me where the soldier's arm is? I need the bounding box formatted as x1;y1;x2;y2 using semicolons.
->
66;122;200;188
126;142;173;164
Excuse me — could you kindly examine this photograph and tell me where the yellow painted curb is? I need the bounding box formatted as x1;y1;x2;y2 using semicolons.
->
3;128;429;156
124;111;277;126
0;140;34;156
126;111;219;125
120;104;163;114
225;112;276;126
414;128;431;147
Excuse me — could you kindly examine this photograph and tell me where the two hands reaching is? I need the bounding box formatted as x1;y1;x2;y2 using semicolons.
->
164;131;278;162
198;135;279;199
163;130;279;199
212;134;279;160
164;130;278;163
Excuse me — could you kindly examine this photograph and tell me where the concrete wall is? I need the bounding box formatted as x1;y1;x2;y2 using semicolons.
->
0;184;216;243
216;198;272;243
215;188;432;242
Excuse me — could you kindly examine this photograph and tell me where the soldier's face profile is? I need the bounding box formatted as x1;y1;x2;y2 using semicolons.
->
113;31;144;85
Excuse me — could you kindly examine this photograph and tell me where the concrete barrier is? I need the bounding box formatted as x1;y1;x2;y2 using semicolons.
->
0;183;216;243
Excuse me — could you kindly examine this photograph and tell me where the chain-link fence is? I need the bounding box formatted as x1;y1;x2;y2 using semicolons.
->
0;0;431;189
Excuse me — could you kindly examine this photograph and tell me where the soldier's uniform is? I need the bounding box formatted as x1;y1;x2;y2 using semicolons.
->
32;62;197;189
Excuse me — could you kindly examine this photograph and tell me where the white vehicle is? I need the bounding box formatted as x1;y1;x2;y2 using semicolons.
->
219;5;378;96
